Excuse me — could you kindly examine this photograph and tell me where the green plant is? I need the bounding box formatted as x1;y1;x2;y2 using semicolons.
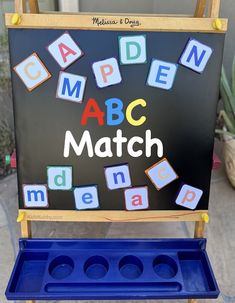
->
216;57;235;138
0;119;14;175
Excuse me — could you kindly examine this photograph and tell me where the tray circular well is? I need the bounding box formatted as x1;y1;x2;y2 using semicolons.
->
84;256;109;279
153;255;178;279
119;255;143;280
49;255;74;280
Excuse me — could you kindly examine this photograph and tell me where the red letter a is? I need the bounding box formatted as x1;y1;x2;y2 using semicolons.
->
132;195;143;206
81;98;105;126
58;43;77;63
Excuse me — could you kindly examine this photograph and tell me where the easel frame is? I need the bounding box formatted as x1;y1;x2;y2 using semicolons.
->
5;0;226;302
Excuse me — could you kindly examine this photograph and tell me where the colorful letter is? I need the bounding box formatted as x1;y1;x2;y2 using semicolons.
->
81;98;105;126
145;158;178;190
14;53;51;91
105;98;124;126
119;35;147;65
92;58;122;88
74;185;100;210
176;184;203;209
47;32;83;69
179;38;213;73
47;166;72;190
104;163;131;190
126;98;147;126
147;59;178;90
124;186;149;210
23;185;48;208
57;72;86;103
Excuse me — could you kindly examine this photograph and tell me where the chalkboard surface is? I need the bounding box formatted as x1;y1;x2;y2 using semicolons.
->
8;29;225;210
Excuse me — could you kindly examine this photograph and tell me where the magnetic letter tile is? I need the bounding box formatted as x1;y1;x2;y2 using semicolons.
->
176;184;203;210
23;184;48;208
47;32;83;69
92;58;122;88
74;185;100;210
56;72;87;103
119;35;147;65
14;53;51;91
147;59;178;90
145;158;178;190
47;166;72;190
124;186;149;210
179;38;213;73
104;163;131;190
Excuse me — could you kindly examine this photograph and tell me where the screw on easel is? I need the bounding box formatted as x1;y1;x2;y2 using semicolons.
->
213;18;222;30
17;211;25;222
201;213;209;223
11;13;21;25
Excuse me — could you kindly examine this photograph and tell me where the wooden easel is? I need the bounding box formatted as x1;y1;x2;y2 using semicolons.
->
5;0;226;302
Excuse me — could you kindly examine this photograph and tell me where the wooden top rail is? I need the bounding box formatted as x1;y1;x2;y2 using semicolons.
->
7;0;226;33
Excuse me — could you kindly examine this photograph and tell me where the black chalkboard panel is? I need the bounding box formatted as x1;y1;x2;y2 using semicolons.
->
8;29;224;210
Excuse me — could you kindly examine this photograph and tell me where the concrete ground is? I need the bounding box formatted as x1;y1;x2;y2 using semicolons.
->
0;142;235;303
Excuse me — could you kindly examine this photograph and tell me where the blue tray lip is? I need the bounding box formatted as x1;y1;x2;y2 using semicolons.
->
5;238;220;301
18;237;207;250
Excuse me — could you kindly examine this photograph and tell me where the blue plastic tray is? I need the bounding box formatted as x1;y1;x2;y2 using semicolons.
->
5;238;219;300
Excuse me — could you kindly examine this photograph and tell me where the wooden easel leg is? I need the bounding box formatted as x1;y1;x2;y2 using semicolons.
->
29;0;39;13
194;0;207;17
188;221;206;303
208;0;221;18
194;221;205;238
15;0;26;14
21;220;32;238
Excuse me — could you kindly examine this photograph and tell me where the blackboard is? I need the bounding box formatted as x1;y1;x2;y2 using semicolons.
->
8;28;225;210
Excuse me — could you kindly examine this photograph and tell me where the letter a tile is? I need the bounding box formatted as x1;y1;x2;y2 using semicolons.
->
14;53;51;91
145;158;178;190
47;32;84;69
124;186;149;210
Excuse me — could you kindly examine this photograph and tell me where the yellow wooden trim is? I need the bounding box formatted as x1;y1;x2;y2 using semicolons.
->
194;0;207;17
209;0;221;18
5;13;227;33
19;209;208;222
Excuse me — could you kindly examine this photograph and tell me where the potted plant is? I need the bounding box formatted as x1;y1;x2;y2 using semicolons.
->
216;57;235;188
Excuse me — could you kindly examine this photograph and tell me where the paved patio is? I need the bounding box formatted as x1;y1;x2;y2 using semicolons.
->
0;141;235;303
